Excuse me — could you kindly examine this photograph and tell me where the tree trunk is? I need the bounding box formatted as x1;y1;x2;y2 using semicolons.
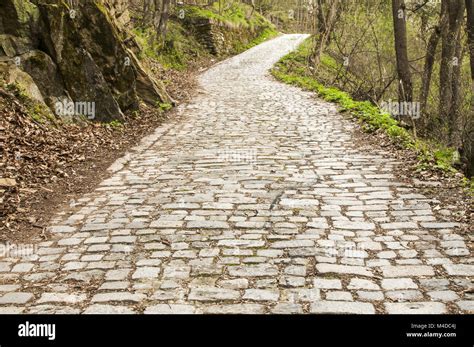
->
392;0;412;102
311;0;340;69
142;0;154;26
449;35;464;147
153;0;162;32
245;0;255;19
157;0;171;39
466;0;474;81
465;0;474;176
439;0;465;146
420;9;447;116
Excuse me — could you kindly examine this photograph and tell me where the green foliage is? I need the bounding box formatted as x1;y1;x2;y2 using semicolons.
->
158;102;173;111
133;21;209;70
465;178;474;196
233;26;278;53
271;38;460;175
106;120;123;128
6;83;56;124
407;136;461;173
320;54;339;71
185;3;247;27
184;2;271;30
133;2;277;70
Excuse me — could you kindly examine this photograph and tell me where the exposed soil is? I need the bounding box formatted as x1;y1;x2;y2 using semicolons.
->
0;57;216;244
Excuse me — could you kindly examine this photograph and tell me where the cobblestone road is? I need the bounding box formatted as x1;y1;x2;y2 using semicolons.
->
1;34;472;314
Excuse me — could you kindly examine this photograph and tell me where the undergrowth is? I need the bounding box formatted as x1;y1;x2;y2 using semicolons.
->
271;38;473;192
133;2;277;70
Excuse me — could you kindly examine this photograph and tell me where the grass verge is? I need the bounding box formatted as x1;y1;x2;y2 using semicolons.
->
271;38;473;194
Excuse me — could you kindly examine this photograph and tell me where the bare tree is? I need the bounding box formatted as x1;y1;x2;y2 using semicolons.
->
439;0;465;146
392;0;412;102
142;0;155;26
420;6;447;116
311;0;340;69
466;0;474;84
157;0;171;38
153;0;163;33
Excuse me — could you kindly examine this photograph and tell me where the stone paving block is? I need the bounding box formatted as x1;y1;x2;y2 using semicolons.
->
386;290;423;301
28;305;81;314
228;265;279;277
333;221;375;230
144;304;195;314
187;221;230;229
217;239;265;248
382;265;434;277
91;292;146;303
0;292;34;304
0;307;25;314
11;263;34;273
385;302;447;314
271;240;314;249
326;291;353;301
381;278;418;290
84;305;135;314
357;291;384;301
348;278;380;291
310;301;375;314
243;289;280;302
188;286;240;302
38;293;87;304
427;291;459;302
271;303;304;314
316;264;373;277
456;301;474;312
313;278;342;289
202;304;265;314
443;264;474;276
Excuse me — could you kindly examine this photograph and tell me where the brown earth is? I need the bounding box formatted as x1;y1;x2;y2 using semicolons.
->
0;57;214;244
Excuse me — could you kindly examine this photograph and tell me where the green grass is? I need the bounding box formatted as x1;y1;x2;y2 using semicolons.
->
241;26;278;50
184;2;269;29
133;21;210;71
158;102;173;112
106;120;123;128
133;2;277;70
271;38;462;177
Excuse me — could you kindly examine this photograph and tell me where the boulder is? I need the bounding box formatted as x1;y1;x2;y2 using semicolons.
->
0;61;44;104
17;50;71;110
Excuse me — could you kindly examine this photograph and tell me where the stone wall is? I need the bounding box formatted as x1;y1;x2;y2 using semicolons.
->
186;17;267;57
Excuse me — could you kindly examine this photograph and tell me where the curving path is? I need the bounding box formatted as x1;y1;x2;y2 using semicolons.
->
0;34;472;314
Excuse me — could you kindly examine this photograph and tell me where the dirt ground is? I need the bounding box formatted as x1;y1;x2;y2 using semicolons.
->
0;58;214;244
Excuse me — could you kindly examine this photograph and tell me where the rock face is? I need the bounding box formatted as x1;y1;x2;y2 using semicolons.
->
104;0;131;28
0;0;171;122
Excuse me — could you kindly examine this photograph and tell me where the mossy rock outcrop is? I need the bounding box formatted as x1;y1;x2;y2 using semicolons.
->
16;49;72;110
0;0;171;122
0;61;44;103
